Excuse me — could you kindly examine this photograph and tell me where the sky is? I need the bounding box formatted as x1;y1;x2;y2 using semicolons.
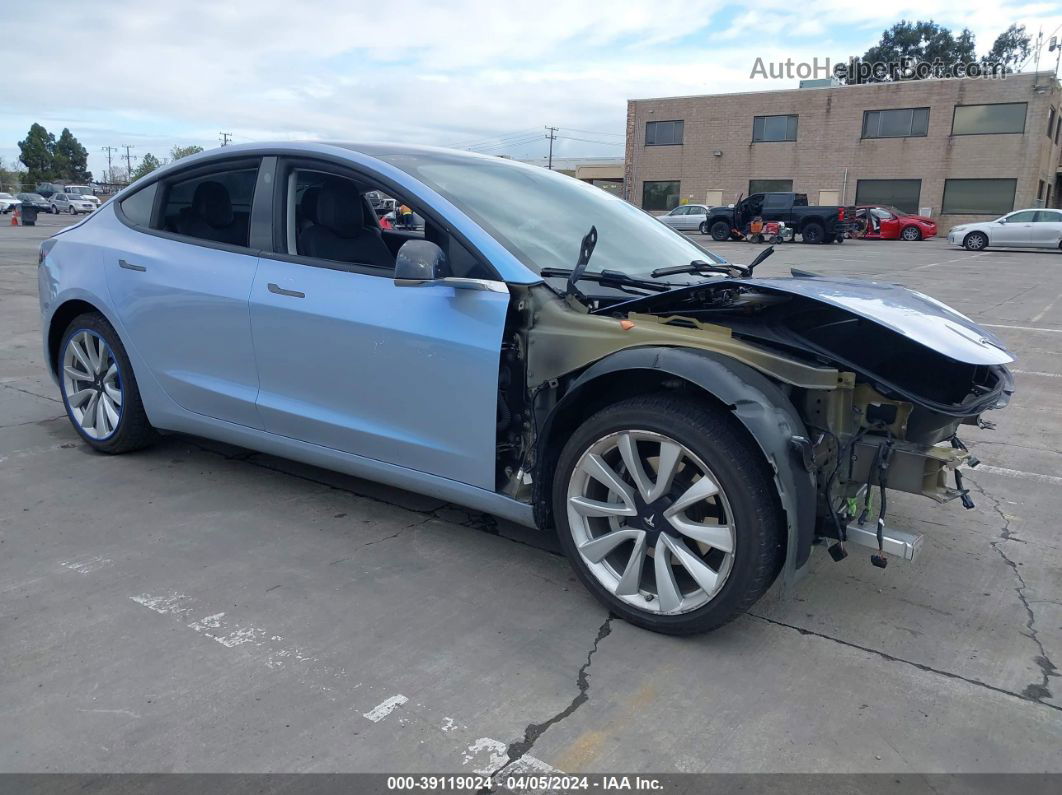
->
2;1;1061;181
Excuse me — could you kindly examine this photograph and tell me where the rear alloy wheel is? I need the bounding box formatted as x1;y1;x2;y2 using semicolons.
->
710;220;731;241
699;221;709;235
553;395;784;635
963;231;988;251
59;313;156;453
801;223;824;244
901;225;922;241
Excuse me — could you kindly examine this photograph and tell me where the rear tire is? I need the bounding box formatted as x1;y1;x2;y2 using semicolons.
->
58;313;157;454
801;223;824;244
710;220;731;241
963;231;988;251
699;221;709;235
552;394;785;635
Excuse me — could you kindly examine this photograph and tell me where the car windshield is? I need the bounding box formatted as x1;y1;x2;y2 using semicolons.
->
374;150;724;277
67;187;91;196
881;206;908;217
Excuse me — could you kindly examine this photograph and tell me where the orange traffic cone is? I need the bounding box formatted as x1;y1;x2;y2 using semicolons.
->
10;206;18;226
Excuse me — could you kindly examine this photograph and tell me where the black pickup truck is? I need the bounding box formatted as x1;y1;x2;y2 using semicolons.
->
704;192;854;244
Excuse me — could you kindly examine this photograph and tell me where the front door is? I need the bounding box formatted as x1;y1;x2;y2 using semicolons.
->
994;210;1037;246
248;161;509;489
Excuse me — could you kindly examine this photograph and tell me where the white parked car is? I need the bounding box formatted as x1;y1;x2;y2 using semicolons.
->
658;204;712;233
50;192;96;215
949;209;1062;251
63;185;100;207
0;192;23;214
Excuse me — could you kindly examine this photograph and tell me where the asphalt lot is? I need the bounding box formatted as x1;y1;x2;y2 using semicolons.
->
1;213;1060;775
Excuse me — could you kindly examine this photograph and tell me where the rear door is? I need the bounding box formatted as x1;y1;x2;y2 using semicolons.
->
103;157;269;428
1032;210;1062;247
248;158;509;489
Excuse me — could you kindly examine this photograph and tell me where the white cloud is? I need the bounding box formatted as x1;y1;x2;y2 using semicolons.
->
2;0;1059;177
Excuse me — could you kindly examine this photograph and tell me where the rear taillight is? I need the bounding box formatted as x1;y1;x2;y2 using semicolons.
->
838;208;846;221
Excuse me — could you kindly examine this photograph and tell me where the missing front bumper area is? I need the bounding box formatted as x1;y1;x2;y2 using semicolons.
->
844;521;924;562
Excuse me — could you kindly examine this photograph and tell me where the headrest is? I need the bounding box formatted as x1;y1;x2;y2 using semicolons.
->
192;181;234;228
300;186;320;224
315;181;364;237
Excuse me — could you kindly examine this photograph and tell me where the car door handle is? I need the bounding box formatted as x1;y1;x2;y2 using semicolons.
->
267;282;305;298
118;259;146;272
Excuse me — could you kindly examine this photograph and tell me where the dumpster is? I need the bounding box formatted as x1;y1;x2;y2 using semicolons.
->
21;206;38;226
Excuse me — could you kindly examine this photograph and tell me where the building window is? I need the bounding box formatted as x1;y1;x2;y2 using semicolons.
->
1049;107;1057;139
854;179;922;215
951;103;1027;135
645;120;683;146
752;115;798;142
749;179;793;194
862;107;929;138
941;178;1016;215
642;180;680;211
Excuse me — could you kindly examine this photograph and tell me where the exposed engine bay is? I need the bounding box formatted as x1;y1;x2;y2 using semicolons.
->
494;262;1014;576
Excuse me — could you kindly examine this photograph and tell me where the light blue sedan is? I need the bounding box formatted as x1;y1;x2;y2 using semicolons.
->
39;143;1013;634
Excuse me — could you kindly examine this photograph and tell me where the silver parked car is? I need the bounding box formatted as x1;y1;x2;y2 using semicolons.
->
658;204;712;233
949;208;1062;251
50;192;96;215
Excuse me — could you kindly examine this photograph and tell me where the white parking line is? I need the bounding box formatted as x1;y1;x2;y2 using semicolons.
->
1032;292;1062;324
363;694;408;722
982;324;1062;334
970;465;1062;487
1012;369;1062;378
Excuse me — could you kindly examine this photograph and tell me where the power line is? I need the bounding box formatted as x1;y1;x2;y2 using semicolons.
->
556;134;624;147
219;132;233;146
560;127;624;138
466;133;545;153
444;128;540;149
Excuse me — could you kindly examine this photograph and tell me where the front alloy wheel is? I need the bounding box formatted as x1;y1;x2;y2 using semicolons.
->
62;329;123;440
901;226;922;241
566;430;736;614
553;395;785;635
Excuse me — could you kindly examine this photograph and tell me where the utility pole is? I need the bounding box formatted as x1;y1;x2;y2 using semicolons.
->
101;146;117;184
122;145;136;182
544;126;558;170
219;132;232;147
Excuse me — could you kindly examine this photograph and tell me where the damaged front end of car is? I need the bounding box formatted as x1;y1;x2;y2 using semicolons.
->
496;266;1013;583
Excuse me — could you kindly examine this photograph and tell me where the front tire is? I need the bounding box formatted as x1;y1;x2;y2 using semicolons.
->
59;313;156;454
901;225;922;241
552;395;785;635
963;231;988;251
710;220;731;241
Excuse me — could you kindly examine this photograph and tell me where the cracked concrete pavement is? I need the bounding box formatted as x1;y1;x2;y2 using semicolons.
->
1;215;1060;774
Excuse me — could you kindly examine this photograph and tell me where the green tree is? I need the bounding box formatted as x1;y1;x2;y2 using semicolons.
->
18;123;56;184
170;144;204;161
984;24;1031;74
53;128;92;182
130;152;162;181
845;19;977;82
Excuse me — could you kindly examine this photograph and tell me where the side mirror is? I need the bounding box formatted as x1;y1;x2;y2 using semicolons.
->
394;240;449;286
997;217;1007;224
393;239;504;292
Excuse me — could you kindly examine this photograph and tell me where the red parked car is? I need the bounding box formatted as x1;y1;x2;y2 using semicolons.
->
854;206;936;241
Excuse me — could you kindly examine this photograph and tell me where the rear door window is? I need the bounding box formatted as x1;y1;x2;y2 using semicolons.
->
156;164;260;247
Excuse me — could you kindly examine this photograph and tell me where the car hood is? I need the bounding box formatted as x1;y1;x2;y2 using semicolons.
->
902;215;935;224
599;271;1013;366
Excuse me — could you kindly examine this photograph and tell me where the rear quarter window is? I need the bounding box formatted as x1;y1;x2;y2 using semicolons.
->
119;183;158;227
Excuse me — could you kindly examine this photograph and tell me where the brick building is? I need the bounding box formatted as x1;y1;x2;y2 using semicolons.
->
624;71;1062;231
